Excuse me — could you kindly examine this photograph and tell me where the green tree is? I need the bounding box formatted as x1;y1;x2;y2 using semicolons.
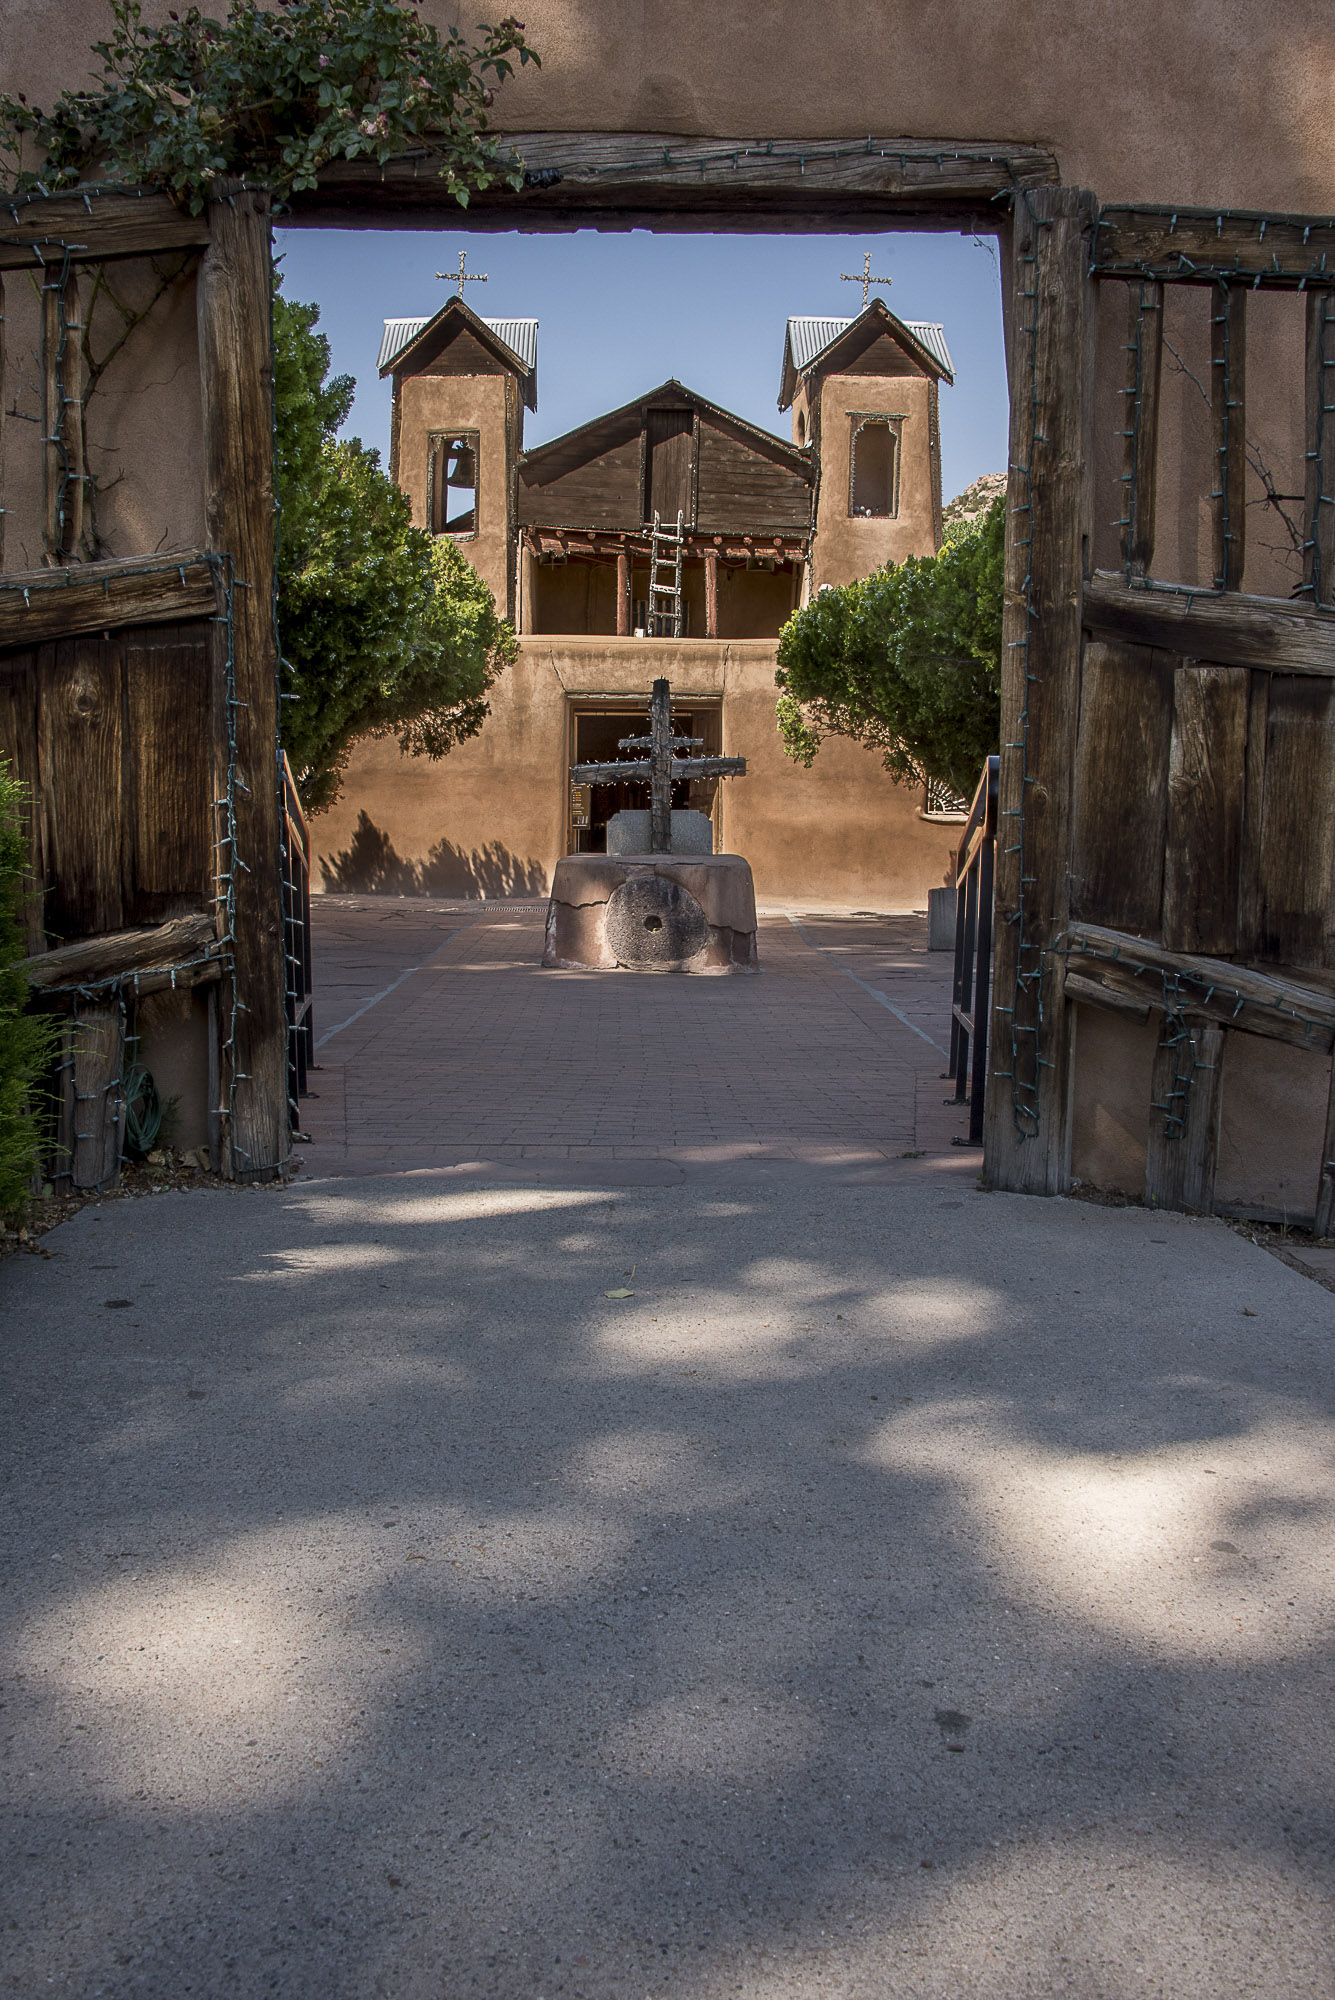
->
274;286;514;814
0;766;57;1227
775;495;1004;801
0;0;537;213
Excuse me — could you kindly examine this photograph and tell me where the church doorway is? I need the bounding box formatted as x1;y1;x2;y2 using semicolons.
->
567;697;723;854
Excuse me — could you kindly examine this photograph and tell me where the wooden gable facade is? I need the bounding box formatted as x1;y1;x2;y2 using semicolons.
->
516;381;813;536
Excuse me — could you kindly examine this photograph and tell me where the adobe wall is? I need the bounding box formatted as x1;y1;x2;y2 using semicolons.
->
312;635;958;909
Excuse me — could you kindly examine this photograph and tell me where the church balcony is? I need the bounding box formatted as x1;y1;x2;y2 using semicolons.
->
518;525;808;640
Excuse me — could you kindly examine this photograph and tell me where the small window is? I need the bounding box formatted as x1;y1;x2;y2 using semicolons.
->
796;410;807;446
849;415;901;519
429;430;478;537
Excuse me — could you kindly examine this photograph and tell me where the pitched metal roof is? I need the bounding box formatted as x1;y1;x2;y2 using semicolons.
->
378;312;538;386
779;311;954;407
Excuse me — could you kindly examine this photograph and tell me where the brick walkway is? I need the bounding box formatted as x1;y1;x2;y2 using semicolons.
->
298;897;978;1185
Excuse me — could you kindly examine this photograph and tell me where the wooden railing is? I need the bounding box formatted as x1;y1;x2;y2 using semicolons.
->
947;756;998;1144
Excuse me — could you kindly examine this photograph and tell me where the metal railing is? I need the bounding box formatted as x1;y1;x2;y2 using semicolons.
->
281;754;314;1131
947;756;998;1145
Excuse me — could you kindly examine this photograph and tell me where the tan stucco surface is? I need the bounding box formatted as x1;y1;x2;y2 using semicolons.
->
396;372;512;605
9;3;1335;216
313;636;959;909
812;373;936;589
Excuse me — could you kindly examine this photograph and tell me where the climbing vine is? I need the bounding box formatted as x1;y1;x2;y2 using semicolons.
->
0;0;538;212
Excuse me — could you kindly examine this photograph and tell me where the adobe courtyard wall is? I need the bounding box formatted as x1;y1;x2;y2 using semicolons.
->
312;636;958;909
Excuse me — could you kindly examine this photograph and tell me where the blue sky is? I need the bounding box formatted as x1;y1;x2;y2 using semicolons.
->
273;225;1008;504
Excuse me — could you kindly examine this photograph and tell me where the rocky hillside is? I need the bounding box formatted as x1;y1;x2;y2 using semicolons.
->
942;471;1006;534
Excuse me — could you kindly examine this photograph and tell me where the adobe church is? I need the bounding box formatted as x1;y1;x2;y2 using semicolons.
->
314;284;967;907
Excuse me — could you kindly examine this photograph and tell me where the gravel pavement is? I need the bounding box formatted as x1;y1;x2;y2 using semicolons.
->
2;1174;1334;1998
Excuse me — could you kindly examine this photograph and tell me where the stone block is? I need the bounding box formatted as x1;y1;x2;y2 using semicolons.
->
928;886;957;951
605;808;714;856
543;853;759;973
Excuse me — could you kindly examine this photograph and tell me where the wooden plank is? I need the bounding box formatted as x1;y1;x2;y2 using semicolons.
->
1163;664;1248;954
695;421;813;533
1145;1015;1225;1213
1062;918;1335;1050
1237;671;1270;957
1304;291;1335;606
1255;674;1335;966
38;633;126;940
0;649;44;951
984;186;1095;1197
1095;206;1335;286
1123;280;1164;578
645;407;693;527
1211;286;1247;591
0;190;210;270
0;552;217;650
21;911;216;989
67;1002;123;1191
290;135;1059;229
123;621;213;921
41;272;60;559
1069;638;1173;933
1084;571;1335;676
198;187;287;1182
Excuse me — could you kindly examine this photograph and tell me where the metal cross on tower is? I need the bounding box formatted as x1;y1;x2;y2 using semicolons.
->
570;678;746;855
436;249;488;296
840;251;892;308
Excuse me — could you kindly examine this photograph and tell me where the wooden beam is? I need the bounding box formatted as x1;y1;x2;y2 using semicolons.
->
286;135;1059;230
1145;1016;1225;1213
20;911;216;990
1162;664;1248;955
983;185;1095;1197
1062;969;1151;1022
1095;206;1335;286
1211;285;1247;591
0;552;219;649
1061;918;1335;1053
1084;572;1335;676
0;190;210;271
1305;291;1335;606
198;187;288;1183
1123;280;1163;578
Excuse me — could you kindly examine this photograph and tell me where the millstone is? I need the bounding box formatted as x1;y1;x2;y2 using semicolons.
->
604;875;709;966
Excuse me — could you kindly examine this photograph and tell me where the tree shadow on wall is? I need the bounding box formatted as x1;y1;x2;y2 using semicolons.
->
319;811;548;899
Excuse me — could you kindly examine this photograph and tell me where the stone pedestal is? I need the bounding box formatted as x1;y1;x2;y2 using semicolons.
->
543;853;759;973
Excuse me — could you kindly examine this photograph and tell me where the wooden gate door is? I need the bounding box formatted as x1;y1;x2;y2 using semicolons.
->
986;190;1335;1224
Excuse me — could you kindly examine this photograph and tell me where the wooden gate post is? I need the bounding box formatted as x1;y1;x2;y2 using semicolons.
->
984;185;1095;1196
198;186;289;1181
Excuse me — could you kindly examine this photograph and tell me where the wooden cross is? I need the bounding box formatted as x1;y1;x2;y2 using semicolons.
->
436;249;488;296
841;251;892;309
570;678;746;854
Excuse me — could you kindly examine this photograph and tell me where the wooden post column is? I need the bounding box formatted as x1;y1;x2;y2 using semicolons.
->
704;548;719;639
984;185;1095;1196
616;548;631;635
198;186;289;1181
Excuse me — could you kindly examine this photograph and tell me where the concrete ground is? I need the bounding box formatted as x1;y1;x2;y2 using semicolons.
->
3;904;1334;1998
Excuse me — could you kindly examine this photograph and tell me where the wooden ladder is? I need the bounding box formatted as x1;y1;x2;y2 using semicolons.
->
648;509;684;637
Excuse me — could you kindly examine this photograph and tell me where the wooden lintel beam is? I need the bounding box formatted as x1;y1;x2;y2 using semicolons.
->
1095;205;1335;286
0;552;219;650
284;136;1058;228
1084;571;1335;676
0;190;210;271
